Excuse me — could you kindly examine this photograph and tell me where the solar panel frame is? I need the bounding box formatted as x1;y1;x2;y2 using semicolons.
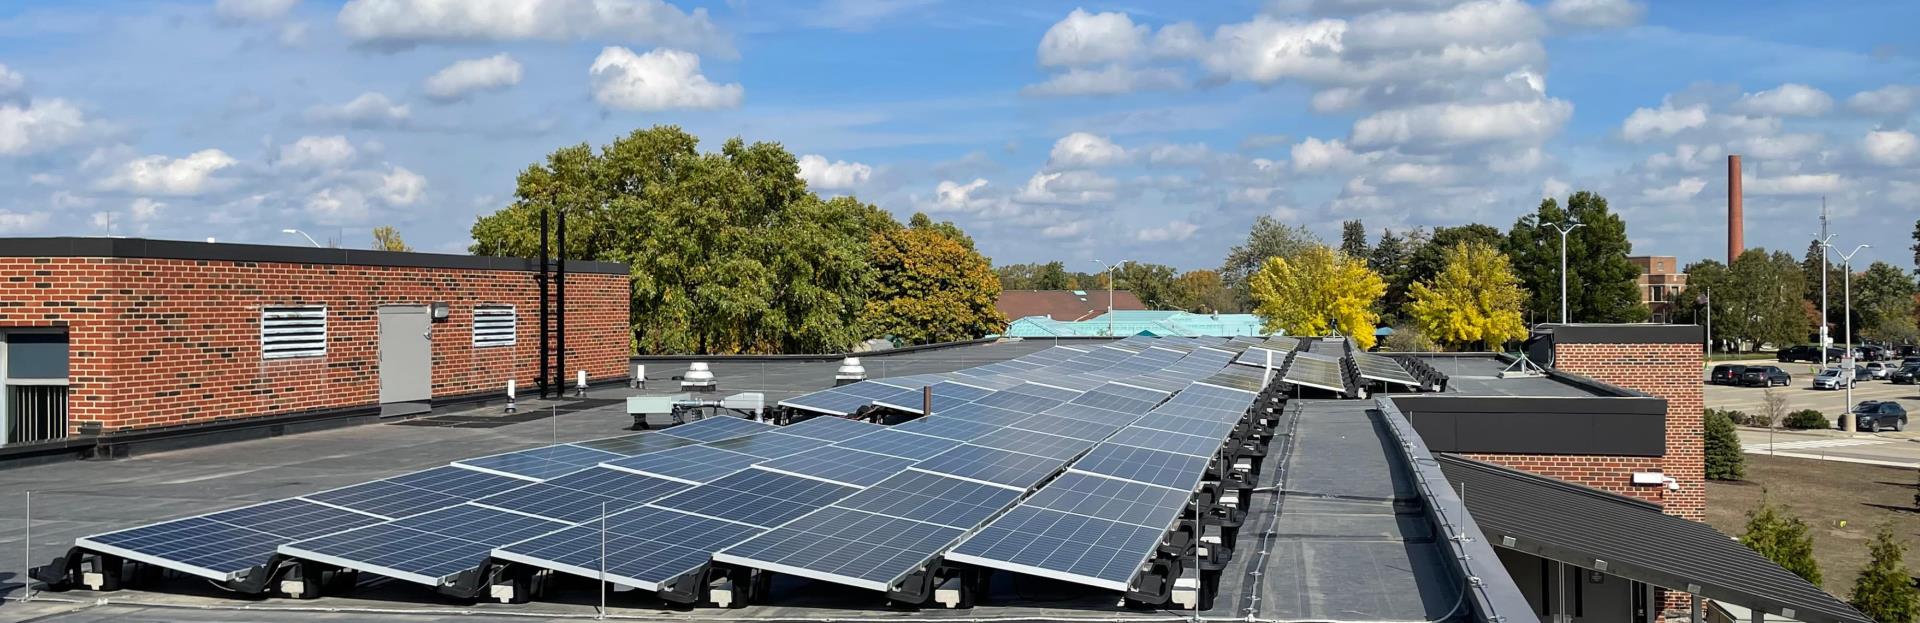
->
491;506;766;592
279;504;568;585
967;427;1097;461
1006;413;1126;442
911;445;1068;491
79;498;384;582
704;431;833;459
655;416;778;443
832;470;1023;529
830;429;964;460
945;506;1166;592
600;445;763;484
711;506;966;592
571;433;701;456
1069;444;1209;492
752;446;917;488
1022;471;1191;527
776;416;885;442
1105;425;1225;457
302;480;465;520
650;469;859;527
453;444;625;481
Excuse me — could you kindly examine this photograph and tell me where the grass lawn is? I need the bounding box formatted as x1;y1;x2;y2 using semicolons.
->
1706;454;1919;597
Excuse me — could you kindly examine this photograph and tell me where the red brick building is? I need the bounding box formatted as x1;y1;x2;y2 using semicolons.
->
0;238;630;455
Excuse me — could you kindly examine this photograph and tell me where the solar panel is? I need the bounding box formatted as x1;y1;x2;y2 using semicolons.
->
967;427;1096;461
777;389;872;416
1006;413;1125;442
601;445;762;484
912;445;1067;490
385;466;529;499
1023;472;1190;527
572;433;700;456
752;446;916;488
1067;387;1165;413
656;416;777;442
871;381;995;413
1002;382;1083;402
945;506;1165;591
651;469;858;527
833;470;1022;528
777;416;884;442
892;415;1002;441
1070;444;1209;491
705;431;832;459
454;444;624;480
79;499;383;581
492;506;765;591
474;468;690;523
279;504;567;585
1284;352;1348;393
1106;425;1223;457
968;390;1070;414
712;506;965;592
1353;351;1422;386
831;429;964;460
1129;412;1240;441
304;480;464;520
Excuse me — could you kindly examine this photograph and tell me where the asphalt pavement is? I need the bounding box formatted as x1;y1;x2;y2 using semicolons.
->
1706;356;1920;468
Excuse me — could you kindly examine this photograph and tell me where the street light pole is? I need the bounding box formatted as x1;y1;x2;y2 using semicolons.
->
1831;243;1870;433
280;228;321;248
1543;220;1584;324
1091;259;1128;337
1817;201;1833;368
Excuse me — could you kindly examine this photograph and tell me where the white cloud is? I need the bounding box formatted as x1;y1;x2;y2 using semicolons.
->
336;0;729;54
0;63;24;98
1136;220;1199;242
1145;143;1213;166
129;197;166;221
1203;17;1348;84
1734;83;1832;117
1645;143;1723;172
1862;129;1918;166
1730;133;1820;160
306;187;370;224
1345;0;1543;51
276;135;357;170
278;22;311;47
1022;64;1186;97
1152;22;1206;58
1543;0;1644;28
97;149;238;196
1744;173;1844;196
0;210;49;234
423;54;523;102
1037;8;1146;67
1048;132;1128;169
589;47;742;111
1041;221;1089;239
797;154;872;190
1640;177;1706;202
926;178;990;213
1290;137;1369;172
1620;101;1707;142
216;0;300;22
379;166;426;205
1541;177;1570;199
1376;162;1453;185
0;98;95;156
1015;170;1117;205
1351;98;1571;148
306;92;410;127
1847;85;1920;116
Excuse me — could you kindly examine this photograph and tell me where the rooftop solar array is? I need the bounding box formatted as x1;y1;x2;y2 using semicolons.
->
1350;349;1422;387
1283;351;1349;394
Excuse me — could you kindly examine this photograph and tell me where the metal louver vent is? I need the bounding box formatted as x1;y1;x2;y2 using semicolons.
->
261;306;327;359
473;305;517;348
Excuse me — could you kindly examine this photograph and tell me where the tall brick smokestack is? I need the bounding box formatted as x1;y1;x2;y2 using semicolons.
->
1727;154;1743;263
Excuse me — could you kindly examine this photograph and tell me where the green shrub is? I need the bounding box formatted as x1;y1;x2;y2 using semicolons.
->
1741;495;1822;585
1785;409;1831;430
1850;523;1918;623
1704;409;1745;481
1705;407;1752;427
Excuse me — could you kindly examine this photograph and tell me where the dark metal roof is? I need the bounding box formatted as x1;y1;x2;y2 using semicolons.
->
1437;455;1871;623
0;236;629;274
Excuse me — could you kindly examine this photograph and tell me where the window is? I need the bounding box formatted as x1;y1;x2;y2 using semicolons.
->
261;306;327;359
2;331;69;444
473;305;517;348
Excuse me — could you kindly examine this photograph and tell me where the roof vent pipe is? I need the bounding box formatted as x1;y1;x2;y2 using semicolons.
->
682;362;717;393
836;357;866;386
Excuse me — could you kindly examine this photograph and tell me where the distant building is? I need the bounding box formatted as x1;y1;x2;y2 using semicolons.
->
995;289;1144;323
1005;309;1277;337
1629;255;1688;322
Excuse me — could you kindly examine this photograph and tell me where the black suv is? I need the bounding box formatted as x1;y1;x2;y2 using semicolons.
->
1850;401;1908;432
1858;345;1890;361
1709;364;1748;385
1777;345;1843;363
1893;365;1920;385
1738;365;1791;387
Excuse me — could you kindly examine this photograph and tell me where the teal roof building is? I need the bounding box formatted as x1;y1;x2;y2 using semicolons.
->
1004;310;1280;338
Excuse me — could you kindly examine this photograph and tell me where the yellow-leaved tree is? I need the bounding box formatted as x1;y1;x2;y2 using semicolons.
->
1248;245;1386;349
1407;241;1529;350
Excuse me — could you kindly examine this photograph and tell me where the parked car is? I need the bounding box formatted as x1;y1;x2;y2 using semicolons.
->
1858;345;1890;361
1899;345;1920;358
1777;345;1843;363
1812;368;1853;390
1849;401;1909;432
1738;365;1791;387
1709;364;1749;385
1891;365;1920;385
1903;356;1920;367
1866;362;1892;379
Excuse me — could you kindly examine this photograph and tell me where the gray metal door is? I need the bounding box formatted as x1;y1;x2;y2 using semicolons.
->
378;305;432;404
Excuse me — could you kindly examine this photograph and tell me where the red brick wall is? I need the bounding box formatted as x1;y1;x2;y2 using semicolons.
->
0;257;630;435
1554;341;1705;521
1458;452;1667;505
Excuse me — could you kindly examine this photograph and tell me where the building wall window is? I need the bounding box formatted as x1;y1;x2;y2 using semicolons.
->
472;304;517;348
261;306;328;359
2;331;69;444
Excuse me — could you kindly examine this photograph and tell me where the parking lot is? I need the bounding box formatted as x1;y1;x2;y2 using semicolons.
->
1704;357;1920;467
1703;357;1918;417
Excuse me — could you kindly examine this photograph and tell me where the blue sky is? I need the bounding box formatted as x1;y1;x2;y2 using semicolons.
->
1;0;1916;272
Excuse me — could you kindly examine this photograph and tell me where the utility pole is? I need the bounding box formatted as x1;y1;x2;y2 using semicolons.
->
1830;243;1870;433
1543;220;1584;324
1817;199;1833;369
1091;259;1128;337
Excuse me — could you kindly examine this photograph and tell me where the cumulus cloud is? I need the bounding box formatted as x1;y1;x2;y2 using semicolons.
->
336;0;729;54
925;178;990;213
1290;137;1369;172
423;54;523;102
276;135;356;170
96;149;238;196
1620;101;1707;142
1135;220;1199;242
797;154;872;190
0;98;95;156
0;210;49;234
1862;129;1917;166
1734;83;1832;117
1350;98;1571;149
0;63;24;98
1731;133;1821;161
1344;0;1543;51
1047;132;1128;169
1543;0;1644;28
1202;17;1348;84
306;92;411;127
215;0;300;22
379;166;426;205
1640;177;1706;203
589;47;742;111
1847;85;1920;116
1022;65;1186;97
306;187;370;224
1744;173;1844;196
1015;170;1117;205
1041;221;1089;239
1038;8;1147;67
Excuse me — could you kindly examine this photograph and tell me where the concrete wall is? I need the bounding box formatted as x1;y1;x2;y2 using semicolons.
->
0;256;629;435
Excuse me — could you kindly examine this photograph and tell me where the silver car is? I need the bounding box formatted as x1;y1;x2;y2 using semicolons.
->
1812;368;1851;390
1866;362;1891;379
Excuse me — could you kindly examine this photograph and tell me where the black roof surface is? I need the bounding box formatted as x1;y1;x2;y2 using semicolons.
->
1437;455;1871;623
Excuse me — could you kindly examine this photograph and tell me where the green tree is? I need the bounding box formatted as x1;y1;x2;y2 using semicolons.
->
1407;242;1529;350
1741;495;1822;585
1369;228;1413;322
1340;219;1368;259
861;215;1005;345
1406;224;1505;292
1035;261;1072;290
1857;261;1919;343
1851;523;1919;623
1703;407;1745;481
1221;216;1320;307
1114;262;1179;309
994;264;1037;290
1802;240;1846;336
469;126;899;354
1912;218;1920;271
1676;250;1809;351
1507;192;1649;323
1172;269;1238;314
371;225;412;252
1249;245;1386;349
